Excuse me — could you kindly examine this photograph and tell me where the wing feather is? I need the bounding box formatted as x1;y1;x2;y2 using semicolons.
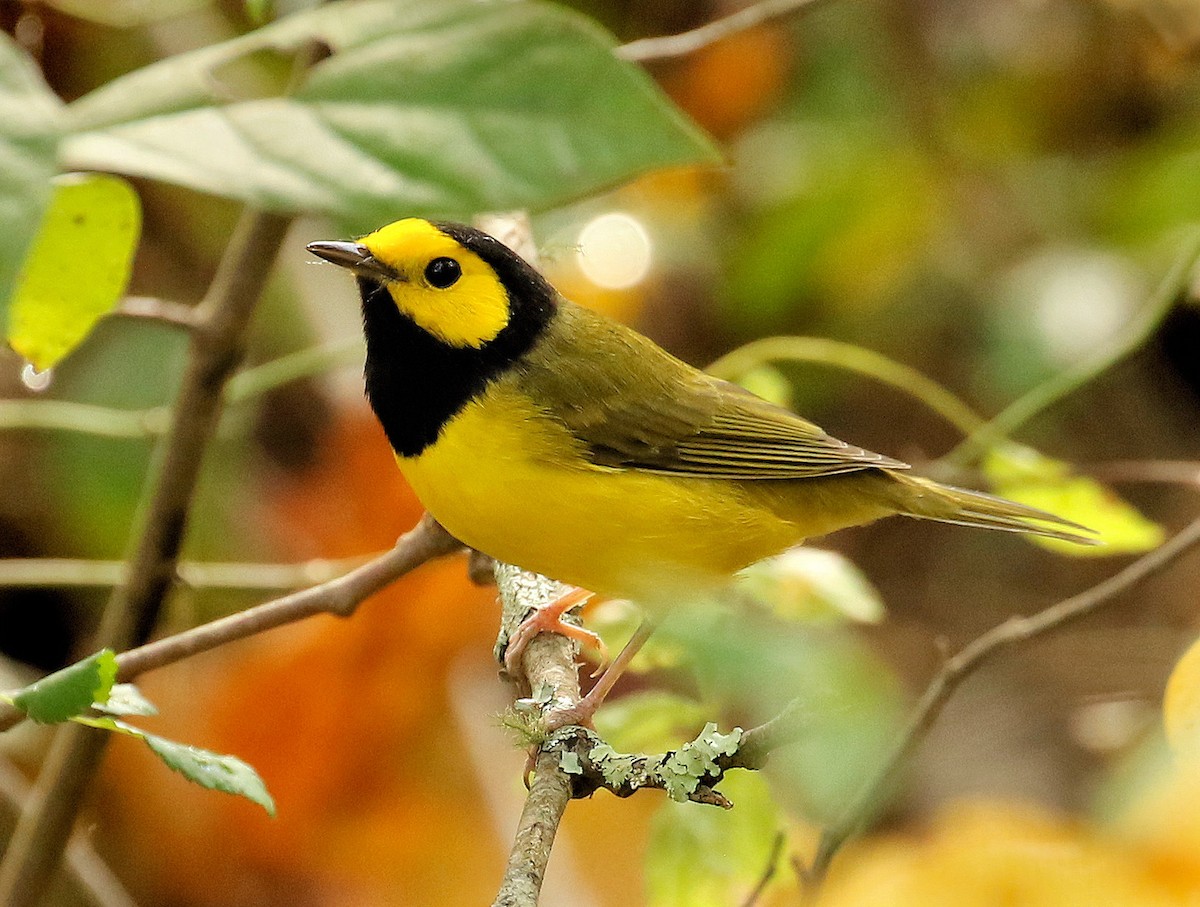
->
516;301;909;481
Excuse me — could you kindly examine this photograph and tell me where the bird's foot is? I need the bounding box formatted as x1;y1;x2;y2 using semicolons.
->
503;586;608;678
540;618;658;734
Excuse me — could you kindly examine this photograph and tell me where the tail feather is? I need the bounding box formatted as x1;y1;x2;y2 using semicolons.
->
894;475;1097;545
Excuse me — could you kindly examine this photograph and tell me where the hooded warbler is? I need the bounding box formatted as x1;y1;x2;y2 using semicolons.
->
307;218;1091;612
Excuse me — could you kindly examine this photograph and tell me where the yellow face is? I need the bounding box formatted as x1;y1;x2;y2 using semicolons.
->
358;218;511;348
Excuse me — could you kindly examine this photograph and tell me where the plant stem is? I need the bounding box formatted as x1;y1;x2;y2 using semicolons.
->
0;209;290;907
803;514;1200;889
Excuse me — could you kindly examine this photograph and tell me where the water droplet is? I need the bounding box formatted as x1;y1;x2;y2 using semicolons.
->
20;362;52;392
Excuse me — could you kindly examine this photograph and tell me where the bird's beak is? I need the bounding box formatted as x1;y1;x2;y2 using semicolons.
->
306;240;401;282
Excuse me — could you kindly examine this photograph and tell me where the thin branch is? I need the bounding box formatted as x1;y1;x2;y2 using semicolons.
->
948;231;1200;465
0;552;385;590
1087;459;1200;488
706;336;987;438
0;208;293;907
742;831;786;907
617;0;828;62
803;514;1200;888
0;399;169;438
493;746;574;907
0;758;138;907
0;515;462;733
224;336;362;404
491;564;583;907
113;295;198;330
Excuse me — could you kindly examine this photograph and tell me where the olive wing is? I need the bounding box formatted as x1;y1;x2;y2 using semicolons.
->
516;302;908;480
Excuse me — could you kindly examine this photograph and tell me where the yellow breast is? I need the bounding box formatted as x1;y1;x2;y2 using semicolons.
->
396;381;888;606
396;384;772;602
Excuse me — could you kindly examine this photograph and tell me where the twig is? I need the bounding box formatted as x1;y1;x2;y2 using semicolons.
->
0;552;386;590
742;830;786;907
0;399;169;438
493;746;575;907
802;514;1200;888
0;758;138;907
1087;459;1200;488
0;208;293;906
113;295;198;330
0;515;462;733
618;0;829;62
948;231;1200;465
491;564;583;907
706;336;986;437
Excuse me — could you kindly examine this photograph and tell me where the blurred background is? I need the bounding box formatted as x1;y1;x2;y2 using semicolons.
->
2;0;1200;904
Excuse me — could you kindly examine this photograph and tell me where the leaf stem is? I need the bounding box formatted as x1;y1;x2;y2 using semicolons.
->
802;514;1200;889
707;336;987;436
947;231;1200;465
618;0;831;62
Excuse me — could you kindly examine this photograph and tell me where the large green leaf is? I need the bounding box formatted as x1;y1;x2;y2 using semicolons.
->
8;173;141;370
0;35;63;325
61;0;718;227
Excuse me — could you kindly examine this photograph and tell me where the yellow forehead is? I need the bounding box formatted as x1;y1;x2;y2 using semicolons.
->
356;218;510;349
359;218;465;272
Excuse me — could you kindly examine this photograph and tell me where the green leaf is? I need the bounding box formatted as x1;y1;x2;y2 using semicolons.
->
594;690;710;754
7;649;117;723
72;715;275;815
740;547;885;624
7;173;141;370
735;364;792;409
95;683;158;717
646;772;792;907
669;609;904;823
142;733;275;815
983;443;1164;556
60;0;718;227
0;35;62;325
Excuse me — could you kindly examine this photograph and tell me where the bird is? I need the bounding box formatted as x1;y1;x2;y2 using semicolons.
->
307;218;1091;709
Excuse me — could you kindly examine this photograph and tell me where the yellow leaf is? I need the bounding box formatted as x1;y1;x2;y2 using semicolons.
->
1164;636;1200;755
7;173;141;370
983;443;1164;556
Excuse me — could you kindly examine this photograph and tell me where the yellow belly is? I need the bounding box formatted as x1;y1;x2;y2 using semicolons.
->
397;386;888;605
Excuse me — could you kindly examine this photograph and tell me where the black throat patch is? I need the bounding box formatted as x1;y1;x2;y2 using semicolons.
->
359;224;556;458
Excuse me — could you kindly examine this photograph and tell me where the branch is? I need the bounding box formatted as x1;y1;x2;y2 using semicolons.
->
0;553;388;590
617;0;829;62
803;514;1200;888
0;208;293;907
0;399;169;438
113;295;198;330
0;757;137;907
0;515;462;734
947;231;1200;465
491;564;582;907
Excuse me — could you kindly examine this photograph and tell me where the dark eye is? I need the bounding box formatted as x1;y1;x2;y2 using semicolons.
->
424;257;461;289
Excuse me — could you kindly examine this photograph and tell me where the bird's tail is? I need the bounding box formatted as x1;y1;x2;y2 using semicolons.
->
890;474;1097;545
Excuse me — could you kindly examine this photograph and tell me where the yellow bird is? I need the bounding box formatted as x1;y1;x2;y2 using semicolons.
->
308;218;1089;686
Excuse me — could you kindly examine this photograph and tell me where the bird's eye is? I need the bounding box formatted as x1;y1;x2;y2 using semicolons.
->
424;257;462;289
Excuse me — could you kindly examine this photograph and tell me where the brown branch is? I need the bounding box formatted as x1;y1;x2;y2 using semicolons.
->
0;758;137;907
491;565;583;907
113;295;198;330
803;514;1200;889
0;515;462;733
0;208;293;907
742;831;786;907
493;746;574;907
617;0;829;62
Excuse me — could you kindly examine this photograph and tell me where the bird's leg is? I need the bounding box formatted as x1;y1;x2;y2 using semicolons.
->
543;618;658;732
503;586;609;678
